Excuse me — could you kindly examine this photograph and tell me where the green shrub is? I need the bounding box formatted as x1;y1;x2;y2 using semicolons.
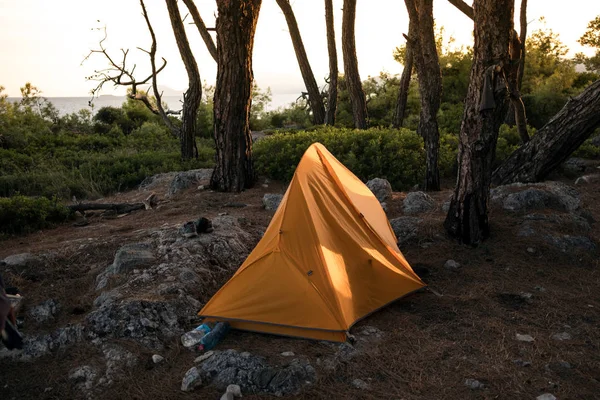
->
253;127;428;190
0;195;71;235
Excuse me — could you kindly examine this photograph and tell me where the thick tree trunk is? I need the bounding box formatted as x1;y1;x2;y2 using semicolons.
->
444;0;513;245
493;79;600;185
276;0;325;125
342;0;368;129
325;0;338;126
211;0;261;192
166;0;201;160
448;0;529;144
404;0;442;191
393;32;413;129
182;0;218;62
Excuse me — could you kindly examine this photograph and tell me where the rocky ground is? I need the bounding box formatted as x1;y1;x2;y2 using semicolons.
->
0;162;599;400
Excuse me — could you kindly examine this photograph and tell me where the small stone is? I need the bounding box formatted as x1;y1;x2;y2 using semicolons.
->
352;378;369;390
527;247;536;254
464;378;484;390
444;259;461;272
181;367;202;392
534;286;546;292
194;351;215;363
198;185;206;190
220;384;242;400
281;351;295;357
262;184;269;188
537;394;557;400
152;354;164;364
519;292;533;300
552;332;572;341
513;359;532;367
516;333;535;342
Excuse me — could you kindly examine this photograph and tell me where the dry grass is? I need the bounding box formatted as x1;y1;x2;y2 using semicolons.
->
1;174;599;399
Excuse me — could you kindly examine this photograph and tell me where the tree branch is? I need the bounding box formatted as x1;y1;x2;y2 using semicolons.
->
140;0;177;132
447;0;474;20
181;0;218;62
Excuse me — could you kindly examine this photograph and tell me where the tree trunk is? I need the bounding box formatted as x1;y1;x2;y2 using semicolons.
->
182;0;218;62
211;0;261;192
492;79;600;185
325;0;338;126
404;0;442;191
276;0;325;125
393;32;413;129
448;0;529;144
517;0;527;91
444;0;514;245
342;0;368;129
166;0;201;160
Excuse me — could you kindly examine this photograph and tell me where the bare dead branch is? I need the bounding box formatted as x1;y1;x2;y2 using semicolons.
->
182;0;218;62
140;0;177;132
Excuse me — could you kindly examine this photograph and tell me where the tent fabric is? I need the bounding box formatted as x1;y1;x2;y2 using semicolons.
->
199;143;425;342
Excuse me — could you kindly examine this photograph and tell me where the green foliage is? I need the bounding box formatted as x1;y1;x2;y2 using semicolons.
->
0;84;215;201
0;195;71;236
578;16;600;48
254;127;434;190
249;84;273;131
576;16;600;73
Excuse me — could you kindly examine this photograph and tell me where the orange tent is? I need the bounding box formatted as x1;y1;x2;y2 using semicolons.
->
199;143;425;342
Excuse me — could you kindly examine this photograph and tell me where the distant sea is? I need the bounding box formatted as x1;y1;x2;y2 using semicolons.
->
7;93;300;116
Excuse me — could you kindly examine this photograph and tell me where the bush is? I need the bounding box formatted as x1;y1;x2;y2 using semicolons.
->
253;127;429;190
0;195;71;235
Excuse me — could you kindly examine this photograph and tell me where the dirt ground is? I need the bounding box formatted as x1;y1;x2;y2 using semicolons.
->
0;173;599;400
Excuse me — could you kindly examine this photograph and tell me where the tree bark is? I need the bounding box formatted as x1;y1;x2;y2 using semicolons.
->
342;0;368;129
393;32;413;129
517;0;527;91
444;0;514;245
276;0;325;125
182;0;218;62
324;0;338;126
166;0;201;160
448;0;529;144
211;0;261;192
404;0;442;191
492;79;600;185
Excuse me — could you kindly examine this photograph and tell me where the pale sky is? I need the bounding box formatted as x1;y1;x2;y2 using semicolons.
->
0;0;597;99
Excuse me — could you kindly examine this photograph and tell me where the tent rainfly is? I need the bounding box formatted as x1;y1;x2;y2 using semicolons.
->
199;143;425;342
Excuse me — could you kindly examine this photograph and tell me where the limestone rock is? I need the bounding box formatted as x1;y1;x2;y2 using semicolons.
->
181;367;203;392
552;332;572;341
444;260;461;272
389;216;421;244
262;194;284;211
491;181;580;212
29;299;60;323
220;384;242;400
465;378;484;390
403;192;435;214
366;178;392;203
516;333;535;342
167;169;213;196
196;349;315;395
352;379;369;390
